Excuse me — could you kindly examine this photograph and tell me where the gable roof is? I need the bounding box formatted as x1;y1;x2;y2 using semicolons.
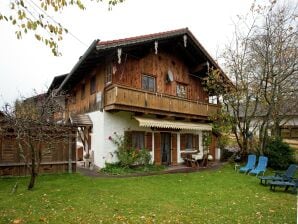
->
55;28;230;93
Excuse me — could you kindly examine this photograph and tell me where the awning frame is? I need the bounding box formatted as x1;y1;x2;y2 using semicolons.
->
134;116;212;131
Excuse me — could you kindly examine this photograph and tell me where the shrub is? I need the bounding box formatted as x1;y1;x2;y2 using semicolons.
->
220;148;234;162
109;133;152;167
264;138;295;169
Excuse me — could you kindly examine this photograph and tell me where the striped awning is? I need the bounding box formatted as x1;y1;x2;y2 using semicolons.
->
134;117;212;131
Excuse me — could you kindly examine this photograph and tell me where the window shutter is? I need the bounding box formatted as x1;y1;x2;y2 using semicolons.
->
124;131;132;148
180;134;186;150
145;132;152;151
154;133;161;164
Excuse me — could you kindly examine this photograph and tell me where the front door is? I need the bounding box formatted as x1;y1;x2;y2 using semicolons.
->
161;132;171;165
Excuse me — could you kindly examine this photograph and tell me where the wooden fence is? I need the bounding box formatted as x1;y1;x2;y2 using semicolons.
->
0;129;77;176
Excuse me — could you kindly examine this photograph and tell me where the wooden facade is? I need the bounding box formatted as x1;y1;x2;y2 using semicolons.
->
66;50;218;120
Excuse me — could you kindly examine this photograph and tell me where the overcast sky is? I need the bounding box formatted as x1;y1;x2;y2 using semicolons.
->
0;0;254;107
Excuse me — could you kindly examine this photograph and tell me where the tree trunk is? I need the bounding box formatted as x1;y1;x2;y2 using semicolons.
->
28;170;37;190
28;144;37;190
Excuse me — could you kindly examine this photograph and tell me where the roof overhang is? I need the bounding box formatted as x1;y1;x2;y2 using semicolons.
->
134;116;212;131
69;114;93;127
54;28;232;94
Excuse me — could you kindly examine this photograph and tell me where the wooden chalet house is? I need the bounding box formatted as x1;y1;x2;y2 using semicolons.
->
51;28;230;168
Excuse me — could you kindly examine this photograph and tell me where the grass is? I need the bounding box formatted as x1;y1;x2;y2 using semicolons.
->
0;164;296;224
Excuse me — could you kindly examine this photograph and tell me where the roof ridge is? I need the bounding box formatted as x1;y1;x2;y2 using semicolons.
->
97;28;188;46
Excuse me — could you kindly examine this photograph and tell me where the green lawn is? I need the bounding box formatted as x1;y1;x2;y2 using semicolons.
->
0;165;296;224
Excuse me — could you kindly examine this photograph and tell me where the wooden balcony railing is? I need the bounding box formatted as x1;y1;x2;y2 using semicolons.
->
104;85;219;118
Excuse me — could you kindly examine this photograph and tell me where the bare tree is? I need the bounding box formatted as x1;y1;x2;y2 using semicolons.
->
220;0;297;155
1;93;73;190
249;2;298;152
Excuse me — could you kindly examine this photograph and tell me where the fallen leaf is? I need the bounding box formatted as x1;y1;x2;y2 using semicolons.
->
12;219;22;224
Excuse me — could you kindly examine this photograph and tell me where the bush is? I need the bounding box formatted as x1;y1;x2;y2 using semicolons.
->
109;133;152;167
264;138;295;169
220;148;234;162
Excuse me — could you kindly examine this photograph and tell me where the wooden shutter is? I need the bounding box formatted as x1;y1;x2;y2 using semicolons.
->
124;131;132;148
209;133;217;160
154;133;161;165
180;134;186;151
171;133;177;165
145;132;152;151
194;134;199;151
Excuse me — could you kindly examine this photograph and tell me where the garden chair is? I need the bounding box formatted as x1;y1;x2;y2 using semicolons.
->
239;154;256;174
269;178;298;194
248;156;268;176
258;164;297;185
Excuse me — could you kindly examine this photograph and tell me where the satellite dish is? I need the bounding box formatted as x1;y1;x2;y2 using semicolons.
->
167;69;174;83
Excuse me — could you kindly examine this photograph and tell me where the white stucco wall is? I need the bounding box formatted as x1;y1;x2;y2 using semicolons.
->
88;111;153;168
87;110;214;167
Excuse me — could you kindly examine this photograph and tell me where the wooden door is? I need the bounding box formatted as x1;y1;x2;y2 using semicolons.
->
161;132;171;165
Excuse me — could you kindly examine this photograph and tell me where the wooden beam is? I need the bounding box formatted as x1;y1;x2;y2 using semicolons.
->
190;62;208;74
104;104;210;121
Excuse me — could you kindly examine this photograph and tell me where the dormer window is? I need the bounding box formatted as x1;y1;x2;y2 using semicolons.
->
142;74;155;92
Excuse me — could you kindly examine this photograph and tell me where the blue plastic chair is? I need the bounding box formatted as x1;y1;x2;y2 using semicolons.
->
259;164;297;185
249;156;268;176
239;154;256;174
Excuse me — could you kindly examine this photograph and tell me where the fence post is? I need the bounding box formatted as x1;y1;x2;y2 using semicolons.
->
68;133;72;174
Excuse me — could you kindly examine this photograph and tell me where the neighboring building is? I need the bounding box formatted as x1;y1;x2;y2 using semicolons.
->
51;28;231;168
238;102;298;140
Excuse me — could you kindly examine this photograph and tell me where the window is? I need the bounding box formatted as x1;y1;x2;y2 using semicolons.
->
142;75;155;92
209;96;217;104
105;63;112;85
181;134;199;151
177;83;187;98
90;76;96;94
132;132;145;150
185;134;193;150
81;83;85;100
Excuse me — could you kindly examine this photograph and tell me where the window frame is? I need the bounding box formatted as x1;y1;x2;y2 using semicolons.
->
185;134;193;151
176;83;188;98
141;74;156;92
131;131;145;150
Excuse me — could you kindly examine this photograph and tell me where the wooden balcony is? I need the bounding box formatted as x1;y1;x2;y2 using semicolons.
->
104;85;219;119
